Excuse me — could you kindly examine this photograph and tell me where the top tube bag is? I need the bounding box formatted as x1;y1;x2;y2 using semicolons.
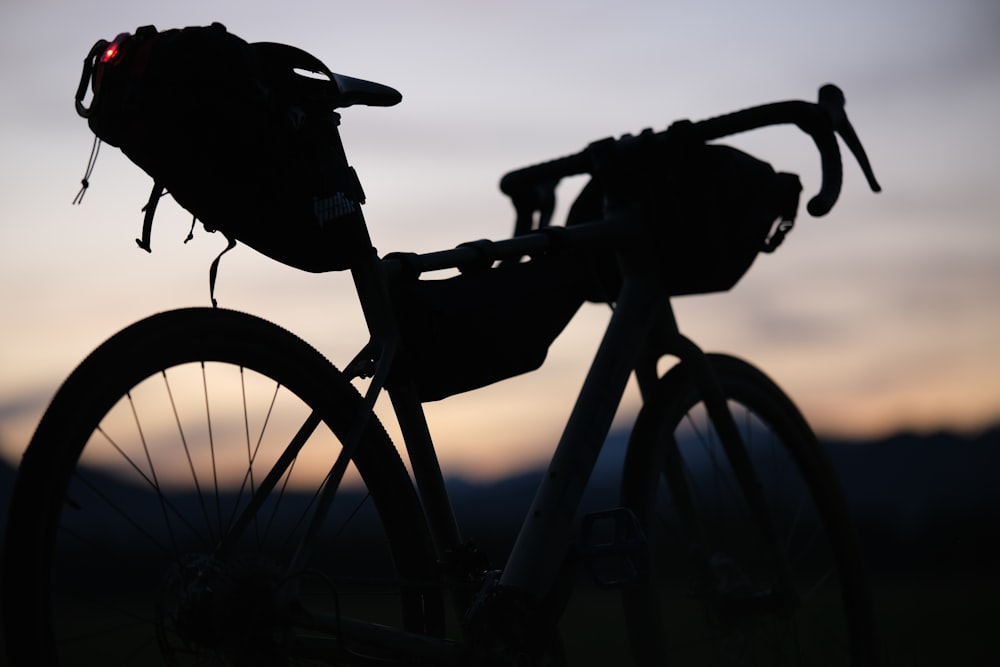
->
389;251;592;402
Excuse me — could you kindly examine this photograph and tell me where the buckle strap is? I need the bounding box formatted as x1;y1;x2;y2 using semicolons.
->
136;181;165;252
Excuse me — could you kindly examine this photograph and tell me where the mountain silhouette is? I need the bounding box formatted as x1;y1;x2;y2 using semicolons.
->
1;424;998;575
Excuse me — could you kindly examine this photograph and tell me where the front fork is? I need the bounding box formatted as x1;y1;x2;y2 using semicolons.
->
635;303;796;603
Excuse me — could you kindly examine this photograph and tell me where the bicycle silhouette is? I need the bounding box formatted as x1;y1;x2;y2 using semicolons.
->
4;74;881;665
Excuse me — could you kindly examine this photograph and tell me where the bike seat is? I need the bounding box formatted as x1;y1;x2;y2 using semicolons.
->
330;71;402;108
252;41;402;109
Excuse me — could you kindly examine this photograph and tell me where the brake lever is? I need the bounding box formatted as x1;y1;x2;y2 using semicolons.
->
818;84;881;193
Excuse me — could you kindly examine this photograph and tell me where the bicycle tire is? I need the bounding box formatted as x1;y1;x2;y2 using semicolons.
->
3;307;443;665
621;353;877;666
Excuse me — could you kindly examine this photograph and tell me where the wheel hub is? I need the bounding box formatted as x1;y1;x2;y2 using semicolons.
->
157;553;293;664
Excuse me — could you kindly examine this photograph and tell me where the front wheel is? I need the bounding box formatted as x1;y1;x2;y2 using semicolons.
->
621;353;876;666
3;308;443;665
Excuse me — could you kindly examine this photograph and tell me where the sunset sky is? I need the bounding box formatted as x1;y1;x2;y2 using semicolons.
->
1;0;998;481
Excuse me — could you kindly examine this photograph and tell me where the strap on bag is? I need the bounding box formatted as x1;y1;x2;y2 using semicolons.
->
208;236;237;308
136;182;165;252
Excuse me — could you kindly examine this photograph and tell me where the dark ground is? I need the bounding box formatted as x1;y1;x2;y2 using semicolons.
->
1;424;998;664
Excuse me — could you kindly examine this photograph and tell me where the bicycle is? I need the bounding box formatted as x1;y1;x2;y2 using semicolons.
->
3;80;881;665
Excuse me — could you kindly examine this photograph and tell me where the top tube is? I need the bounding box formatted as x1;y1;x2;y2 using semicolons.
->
379;216;640;278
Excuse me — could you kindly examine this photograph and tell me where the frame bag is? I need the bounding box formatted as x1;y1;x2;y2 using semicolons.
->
389;252;591;402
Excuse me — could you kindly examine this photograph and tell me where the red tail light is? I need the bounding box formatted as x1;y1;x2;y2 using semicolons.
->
100;32;131;64
100;43;119;63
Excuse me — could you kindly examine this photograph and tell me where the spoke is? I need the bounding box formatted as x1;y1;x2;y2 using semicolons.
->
268;454;354;559
230;376;283;543
218;409;323;561
92;427;211;548
126;392;178;553
685;411;730;511
201;362;223;540
162;369;215;544
271;457;307;553
241;366;255;514
288;443;359;575
95;425;159;495
68;470;173;556
330;491;374;543
72;465;215;552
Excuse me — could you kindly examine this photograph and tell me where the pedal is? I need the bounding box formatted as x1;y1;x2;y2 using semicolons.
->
579;507;648;589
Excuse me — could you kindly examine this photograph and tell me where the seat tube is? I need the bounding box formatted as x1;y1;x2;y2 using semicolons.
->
349;248;464;557
499;272;656;597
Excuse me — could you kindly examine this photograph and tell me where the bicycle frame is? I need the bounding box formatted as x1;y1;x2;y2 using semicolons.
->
209;85;882;662
247;201;787;663
2;80;883;666
351;212;654;578
172;101;831;662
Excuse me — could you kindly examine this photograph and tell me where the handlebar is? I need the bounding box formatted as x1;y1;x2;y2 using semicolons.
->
500;84;880;220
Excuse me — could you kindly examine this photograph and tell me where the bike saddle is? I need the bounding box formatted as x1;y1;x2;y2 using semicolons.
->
253;41;402;108
329;70;402;108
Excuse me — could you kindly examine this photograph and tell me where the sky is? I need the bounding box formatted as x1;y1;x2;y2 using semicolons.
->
1;0;998;481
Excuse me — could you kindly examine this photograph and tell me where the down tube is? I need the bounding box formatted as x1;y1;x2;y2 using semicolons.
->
499;275;657;596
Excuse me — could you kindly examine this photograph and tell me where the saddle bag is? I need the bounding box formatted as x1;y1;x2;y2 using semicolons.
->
75;23;386;273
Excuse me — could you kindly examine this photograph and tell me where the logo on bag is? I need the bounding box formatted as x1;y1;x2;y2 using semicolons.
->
313;192;357;225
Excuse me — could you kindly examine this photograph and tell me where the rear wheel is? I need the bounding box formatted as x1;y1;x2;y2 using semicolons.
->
621;353;876;665
3;308;443;665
